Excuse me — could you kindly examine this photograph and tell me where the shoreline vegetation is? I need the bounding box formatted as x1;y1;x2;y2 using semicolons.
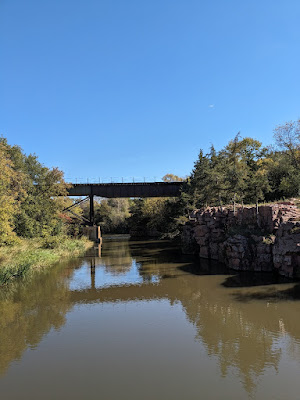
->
0;237;93;286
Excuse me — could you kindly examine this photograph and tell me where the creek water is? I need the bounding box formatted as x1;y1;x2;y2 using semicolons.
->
1;237;300;399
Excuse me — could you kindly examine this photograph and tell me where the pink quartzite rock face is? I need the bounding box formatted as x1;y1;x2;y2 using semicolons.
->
182;204;300;278
273;222;300;278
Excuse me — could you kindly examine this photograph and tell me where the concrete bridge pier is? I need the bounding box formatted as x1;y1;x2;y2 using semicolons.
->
83;225;102;244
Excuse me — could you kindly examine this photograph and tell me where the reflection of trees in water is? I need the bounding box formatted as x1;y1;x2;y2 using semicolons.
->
98;240;133;275
0;258;82;376
80;239;300;396
129;239;186;282
139;255;295;394
95;240;300;395
175;278;282;395
2;238;300;396
85;240;182;279
138;251;300;394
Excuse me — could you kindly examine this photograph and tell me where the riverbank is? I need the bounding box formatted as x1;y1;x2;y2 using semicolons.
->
0;237;93;285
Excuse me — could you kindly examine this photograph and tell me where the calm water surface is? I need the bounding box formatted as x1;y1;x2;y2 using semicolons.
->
1;238;300;399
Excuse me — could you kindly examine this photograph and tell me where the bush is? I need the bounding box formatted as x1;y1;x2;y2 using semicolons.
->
41;235;65;249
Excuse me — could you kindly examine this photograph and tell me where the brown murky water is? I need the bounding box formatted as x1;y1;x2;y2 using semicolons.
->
1;238;300;399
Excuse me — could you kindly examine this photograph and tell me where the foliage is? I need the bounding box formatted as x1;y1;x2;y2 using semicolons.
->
0;138;69;242
185;124;300;209
81;198;131;234
0;142;24;244
128;197;185;239
0;237;92;285
273;119;300;168
162;174;184;182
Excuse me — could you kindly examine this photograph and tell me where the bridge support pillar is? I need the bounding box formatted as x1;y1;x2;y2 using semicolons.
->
89;192;94;226
82;226;102;244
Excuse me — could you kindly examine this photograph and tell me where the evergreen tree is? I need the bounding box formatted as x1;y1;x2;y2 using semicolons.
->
189;150;211;207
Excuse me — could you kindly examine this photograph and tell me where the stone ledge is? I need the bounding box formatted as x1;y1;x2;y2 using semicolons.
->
182;204;300;278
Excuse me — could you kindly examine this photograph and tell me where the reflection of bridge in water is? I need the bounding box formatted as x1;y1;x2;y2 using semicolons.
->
2;239;300;396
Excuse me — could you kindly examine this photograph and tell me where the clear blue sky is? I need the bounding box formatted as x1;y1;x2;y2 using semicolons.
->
1;0;300;182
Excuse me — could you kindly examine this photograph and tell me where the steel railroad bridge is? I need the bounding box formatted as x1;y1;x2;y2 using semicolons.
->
67;182;182;198
65;182;183;227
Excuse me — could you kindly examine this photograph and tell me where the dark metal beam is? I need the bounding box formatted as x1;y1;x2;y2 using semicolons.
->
64;209;91;224
89;186;94;226
67;182;183;198
62;196;89;212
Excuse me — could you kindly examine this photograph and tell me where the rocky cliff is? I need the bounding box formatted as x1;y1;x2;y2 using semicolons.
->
182;203;300;278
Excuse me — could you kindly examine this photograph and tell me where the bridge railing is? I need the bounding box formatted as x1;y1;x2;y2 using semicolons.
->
65;176;165;184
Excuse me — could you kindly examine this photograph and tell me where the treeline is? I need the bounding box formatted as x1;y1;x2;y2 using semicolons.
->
186;119;300;210
0;138;69;245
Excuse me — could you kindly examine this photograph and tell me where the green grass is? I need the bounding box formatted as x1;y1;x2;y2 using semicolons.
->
0;236;93;285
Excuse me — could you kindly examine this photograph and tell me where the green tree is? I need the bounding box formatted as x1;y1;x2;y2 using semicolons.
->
0;138;68;238
189;149;211;207
82;198;131;234
222;133;249;212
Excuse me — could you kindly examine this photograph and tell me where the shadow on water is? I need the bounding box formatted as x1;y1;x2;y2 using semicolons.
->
179;258;230;276
232;282;300;302
177;253;300;304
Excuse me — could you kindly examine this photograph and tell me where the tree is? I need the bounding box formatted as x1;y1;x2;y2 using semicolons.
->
0;138;69;238
274;119;300;168
0;141;24;244
187;135;272;212
162;174;184;182
189;149;211;207
223;133;248;212
272;120;300;196
206;145;228;209
82;198;131;234
237;137;269;206
266;150;300;199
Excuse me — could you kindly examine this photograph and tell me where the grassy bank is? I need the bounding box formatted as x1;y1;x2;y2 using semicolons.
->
0;236;93;286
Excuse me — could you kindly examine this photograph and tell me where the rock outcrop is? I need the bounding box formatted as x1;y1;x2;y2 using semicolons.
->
182;203;300;278
273;222;300;278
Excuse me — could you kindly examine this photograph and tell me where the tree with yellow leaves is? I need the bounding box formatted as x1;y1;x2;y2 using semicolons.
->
0;142;24;244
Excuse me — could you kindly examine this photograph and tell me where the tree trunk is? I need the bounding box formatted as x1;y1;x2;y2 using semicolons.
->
256;196;260;228
218;192;223;212
233;193;236;216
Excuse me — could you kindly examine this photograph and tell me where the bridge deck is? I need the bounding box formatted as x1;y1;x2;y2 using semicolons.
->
67;182;182;198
